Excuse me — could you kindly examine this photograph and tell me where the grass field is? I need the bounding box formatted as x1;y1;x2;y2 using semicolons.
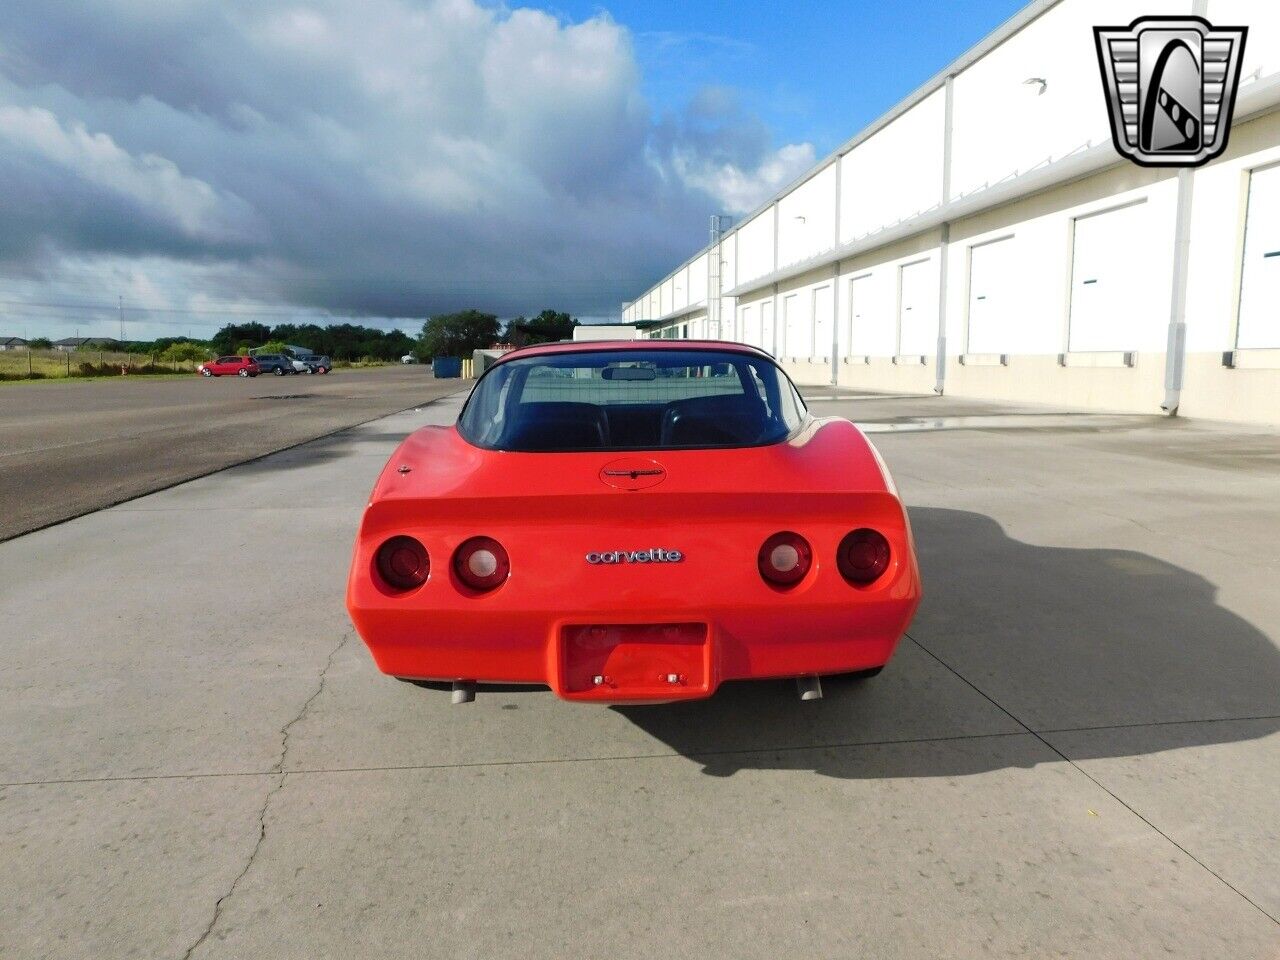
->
0;349;400;383
0;349;200;382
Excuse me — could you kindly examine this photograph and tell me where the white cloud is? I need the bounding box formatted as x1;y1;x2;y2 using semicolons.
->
0;0;814;329
0;105;258;243
669;141;816;216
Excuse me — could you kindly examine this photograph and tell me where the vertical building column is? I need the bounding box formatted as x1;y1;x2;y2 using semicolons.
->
934;74;956;395
831;157;843;385
1160;0;1209;412
1162;167;1196;415
771;202;781;356
732;229;740;344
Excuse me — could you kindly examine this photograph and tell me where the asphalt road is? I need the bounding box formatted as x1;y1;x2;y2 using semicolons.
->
1;388;1277;958
0;367;467;541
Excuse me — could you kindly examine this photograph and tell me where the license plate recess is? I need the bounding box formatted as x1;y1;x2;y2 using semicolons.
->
559;623;711;699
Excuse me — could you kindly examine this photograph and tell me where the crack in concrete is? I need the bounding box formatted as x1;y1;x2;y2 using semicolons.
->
177;772;283;960
276;628;352;775
176;628;352;960
6;712;1280;789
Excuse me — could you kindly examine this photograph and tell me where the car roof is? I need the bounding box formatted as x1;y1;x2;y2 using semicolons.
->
490;339;775;368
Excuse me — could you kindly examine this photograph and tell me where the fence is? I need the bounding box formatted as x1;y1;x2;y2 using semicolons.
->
0;348;203;382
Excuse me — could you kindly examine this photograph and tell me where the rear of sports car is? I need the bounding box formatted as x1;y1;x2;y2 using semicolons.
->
346;343;921;703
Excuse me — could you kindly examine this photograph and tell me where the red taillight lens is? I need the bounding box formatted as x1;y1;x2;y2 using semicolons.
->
837;528;891;584
758;531;812;587
453;537;510;592
375;536;429;591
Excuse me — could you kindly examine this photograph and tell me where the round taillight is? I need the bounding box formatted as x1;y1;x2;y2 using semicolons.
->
454;537;510;592
375;536;429;591
837;528;891;585
758;531;812;587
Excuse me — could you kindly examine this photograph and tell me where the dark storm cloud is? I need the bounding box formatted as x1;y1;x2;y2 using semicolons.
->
0;0;813;323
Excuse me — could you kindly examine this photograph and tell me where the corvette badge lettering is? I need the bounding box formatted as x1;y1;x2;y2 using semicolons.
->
586;548;683;565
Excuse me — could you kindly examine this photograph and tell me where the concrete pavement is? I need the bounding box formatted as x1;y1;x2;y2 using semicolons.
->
1;390;1277;958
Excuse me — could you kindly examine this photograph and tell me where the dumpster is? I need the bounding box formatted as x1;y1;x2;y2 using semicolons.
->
432;356;463;378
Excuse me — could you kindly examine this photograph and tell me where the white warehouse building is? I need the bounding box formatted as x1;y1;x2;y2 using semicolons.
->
624;0;1280;424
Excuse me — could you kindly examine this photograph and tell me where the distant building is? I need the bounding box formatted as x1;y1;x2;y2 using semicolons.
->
53;337;121;351
571;324;639;342
0;337;29;351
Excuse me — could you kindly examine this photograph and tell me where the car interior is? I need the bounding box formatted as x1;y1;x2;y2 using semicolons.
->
499;393;776;450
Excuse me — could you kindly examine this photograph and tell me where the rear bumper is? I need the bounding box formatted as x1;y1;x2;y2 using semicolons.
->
346;482;922;703
349;589;918;703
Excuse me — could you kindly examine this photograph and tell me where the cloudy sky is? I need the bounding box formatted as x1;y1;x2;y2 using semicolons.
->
0;0;1022;339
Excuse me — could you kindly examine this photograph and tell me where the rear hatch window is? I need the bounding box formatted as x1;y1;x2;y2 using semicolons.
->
458;348;807;452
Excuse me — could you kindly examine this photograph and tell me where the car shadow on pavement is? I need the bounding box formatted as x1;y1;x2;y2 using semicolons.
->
227;426;420;475
616;507;1280;779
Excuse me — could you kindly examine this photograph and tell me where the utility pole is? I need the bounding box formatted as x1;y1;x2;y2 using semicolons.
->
118;295;125;342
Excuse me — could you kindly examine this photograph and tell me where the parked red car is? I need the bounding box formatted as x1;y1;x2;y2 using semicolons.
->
199;356;261;377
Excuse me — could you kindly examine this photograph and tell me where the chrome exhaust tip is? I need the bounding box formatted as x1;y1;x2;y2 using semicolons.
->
796;675;823;701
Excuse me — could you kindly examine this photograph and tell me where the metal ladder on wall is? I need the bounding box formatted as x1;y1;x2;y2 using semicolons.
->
707;215;732;340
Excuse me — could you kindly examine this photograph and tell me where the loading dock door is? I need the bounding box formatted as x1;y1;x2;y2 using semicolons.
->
782;293;809;359
967;237;1015;354
849;273;892;357
741;305;760;348
898;259;937;356
1068;202;1153;352
812;285;833;361
1238;164;1280;349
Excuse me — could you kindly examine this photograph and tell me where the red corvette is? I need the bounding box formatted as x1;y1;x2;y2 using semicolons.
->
346;340;920;704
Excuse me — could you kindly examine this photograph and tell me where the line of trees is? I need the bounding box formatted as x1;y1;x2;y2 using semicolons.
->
16;335;212;361
418;309;578;356
19;308;581;367
507;310;578;346
121;337;209;359
214;310;579;361
209;322;416;361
